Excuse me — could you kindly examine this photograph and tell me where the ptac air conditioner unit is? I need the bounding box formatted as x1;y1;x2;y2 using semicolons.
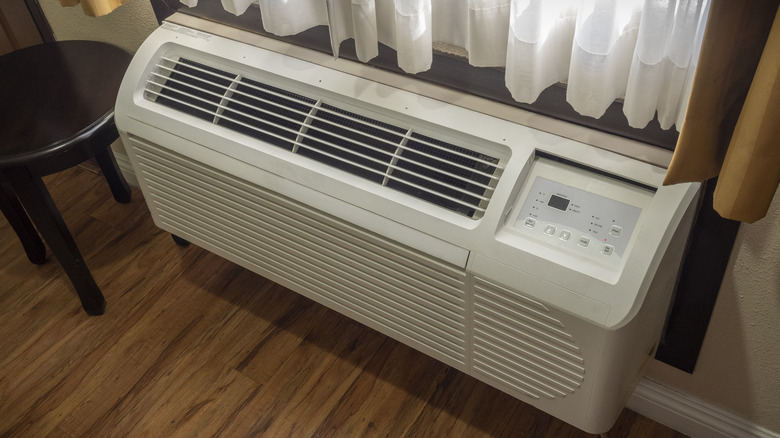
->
115;19;699;434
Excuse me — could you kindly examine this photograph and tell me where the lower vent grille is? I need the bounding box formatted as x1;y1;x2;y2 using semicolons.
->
472;277;585;400
143;56;504;219
131;137;468;367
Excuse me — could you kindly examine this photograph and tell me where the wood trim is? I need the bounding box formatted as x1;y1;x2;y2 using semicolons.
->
21;0;54;43
1;0;46;55
149;0;179;25
655;179;740;372
0;28;12;55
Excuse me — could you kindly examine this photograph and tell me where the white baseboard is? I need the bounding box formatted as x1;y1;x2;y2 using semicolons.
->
628;378;779;438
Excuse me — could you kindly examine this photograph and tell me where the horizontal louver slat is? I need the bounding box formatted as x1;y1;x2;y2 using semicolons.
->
131;138;468;367
472;277;585;400
144;55;504;219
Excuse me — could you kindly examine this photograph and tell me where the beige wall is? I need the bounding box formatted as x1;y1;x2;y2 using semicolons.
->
646;188;780;433
39;0;157;53
41;0;780;434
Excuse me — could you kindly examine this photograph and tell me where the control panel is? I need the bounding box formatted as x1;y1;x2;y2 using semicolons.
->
514;176;641;260
504;155;653;269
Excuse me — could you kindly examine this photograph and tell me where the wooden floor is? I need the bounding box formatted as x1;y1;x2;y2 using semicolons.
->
0;165;688;438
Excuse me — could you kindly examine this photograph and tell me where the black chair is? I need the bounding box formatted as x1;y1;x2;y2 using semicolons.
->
0;40;133;315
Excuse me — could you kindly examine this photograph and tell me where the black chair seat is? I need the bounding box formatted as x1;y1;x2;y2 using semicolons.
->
0;40;132;315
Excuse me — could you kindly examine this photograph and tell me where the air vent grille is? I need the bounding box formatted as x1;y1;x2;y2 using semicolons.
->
130;137;468;368
144;56;504;219
472;277;585;400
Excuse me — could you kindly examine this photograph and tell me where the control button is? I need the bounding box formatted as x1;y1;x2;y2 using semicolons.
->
544;225;557;236
524;217;537;229
559;230;572;241
609;225;623;237
602;244;614;256
578;236;591;248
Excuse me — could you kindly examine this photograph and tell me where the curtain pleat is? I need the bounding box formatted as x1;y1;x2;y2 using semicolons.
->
58;0;779;222
567;1;642;120
665;0;780;223
392;0;433;74
505;1;577;103
172;0;709;131
221;0;254;16
464;0;509;67
169;0;780;224
254;0;328;36
431;0;466;48
350;0;379;62
58;0;131;17
623;0;706;130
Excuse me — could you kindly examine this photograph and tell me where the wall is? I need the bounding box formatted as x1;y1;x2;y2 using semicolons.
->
40;0;780;434
646;188;780;433
38;0;157;53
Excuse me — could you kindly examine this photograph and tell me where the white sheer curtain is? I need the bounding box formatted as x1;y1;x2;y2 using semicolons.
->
182;0;709;130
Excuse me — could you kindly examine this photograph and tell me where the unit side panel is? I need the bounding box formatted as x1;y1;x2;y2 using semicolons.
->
470;274;608;430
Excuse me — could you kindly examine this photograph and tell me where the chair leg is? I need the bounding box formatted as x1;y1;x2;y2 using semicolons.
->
94;147;131;204
0;181;46;264
5;167;105;315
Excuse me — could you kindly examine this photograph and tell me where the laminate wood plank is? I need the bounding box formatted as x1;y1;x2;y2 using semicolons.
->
0;266;65;353
55;252;245;436
118;352;262;437
409;367;536;437
0;166;688;438
312;340;452;438
410;364;608;438
0;237;204;437
60;258;322;436
607;409;689;438
201;285;330;386
0;173;206;436
0;168;150;370
218;311;388;437
42;426;73;438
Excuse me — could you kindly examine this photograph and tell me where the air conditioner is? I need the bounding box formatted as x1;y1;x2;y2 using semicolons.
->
115;18;699;434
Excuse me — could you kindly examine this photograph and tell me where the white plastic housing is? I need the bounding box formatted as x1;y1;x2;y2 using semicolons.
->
115;20;699;434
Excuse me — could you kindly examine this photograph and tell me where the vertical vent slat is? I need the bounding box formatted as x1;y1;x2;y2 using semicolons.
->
144;55;505;219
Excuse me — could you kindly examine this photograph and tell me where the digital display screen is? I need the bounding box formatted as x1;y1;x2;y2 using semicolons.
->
548;194;570;212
